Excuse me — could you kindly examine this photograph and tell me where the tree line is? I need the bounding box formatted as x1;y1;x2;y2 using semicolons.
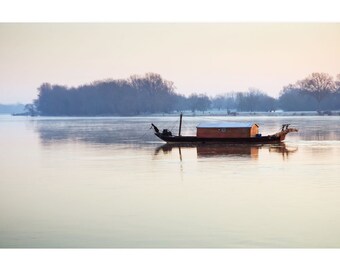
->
29;72;340;116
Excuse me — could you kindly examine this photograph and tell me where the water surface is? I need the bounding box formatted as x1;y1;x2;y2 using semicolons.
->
0;115;339;247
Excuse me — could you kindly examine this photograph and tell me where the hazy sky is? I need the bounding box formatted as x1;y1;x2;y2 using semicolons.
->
0;23;339;103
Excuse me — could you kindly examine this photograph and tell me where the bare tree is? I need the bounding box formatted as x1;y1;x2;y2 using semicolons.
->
188;94;211;113
212;95;225;111
24;104;37;116
297;73;336;109
335;74;340;92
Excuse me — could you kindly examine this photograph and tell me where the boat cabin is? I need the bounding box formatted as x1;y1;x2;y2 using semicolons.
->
196;122;259;138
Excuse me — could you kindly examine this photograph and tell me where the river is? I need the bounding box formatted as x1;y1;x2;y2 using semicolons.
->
0;115;339;247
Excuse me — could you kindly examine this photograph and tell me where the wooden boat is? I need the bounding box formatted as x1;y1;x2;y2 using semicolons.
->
151;113;298;144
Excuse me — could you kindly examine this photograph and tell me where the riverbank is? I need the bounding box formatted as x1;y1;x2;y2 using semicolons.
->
6;109;340;117
151;109;340;117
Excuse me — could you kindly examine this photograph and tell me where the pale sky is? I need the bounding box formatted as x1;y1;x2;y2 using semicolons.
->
0;23;339;104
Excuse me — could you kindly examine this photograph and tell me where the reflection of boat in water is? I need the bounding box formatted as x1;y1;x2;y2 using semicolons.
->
155;142;298;159
268;144;298;158
151;113;298;144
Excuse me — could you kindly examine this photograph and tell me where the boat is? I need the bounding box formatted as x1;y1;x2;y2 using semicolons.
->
151;113;298;144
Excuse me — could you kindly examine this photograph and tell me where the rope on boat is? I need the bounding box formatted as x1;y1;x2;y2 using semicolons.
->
144;118;179;139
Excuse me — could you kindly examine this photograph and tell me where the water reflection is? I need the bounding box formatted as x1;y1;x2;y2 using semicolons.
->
154;143;298;160
32;116;340;147
33;119;299;161
268;144;299;159
33;118;157;145
300;130;340;141
2;116;340;248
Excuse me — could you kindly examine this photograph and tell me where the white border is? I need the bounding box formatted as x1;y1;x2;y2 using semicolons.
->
1;1;340;270
1;249;340;270
0;0;340;22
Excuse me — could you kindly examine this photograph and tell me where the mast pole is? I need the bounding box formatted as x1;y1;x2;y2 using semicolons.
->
178;113;183;136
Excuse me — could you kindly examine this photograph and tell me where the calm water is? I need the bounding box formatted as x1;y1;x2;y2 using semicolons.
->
0;115;340;248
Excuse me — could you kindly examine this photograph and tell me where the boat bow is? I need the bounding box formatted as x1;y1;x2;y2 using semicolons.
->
272;124;298;141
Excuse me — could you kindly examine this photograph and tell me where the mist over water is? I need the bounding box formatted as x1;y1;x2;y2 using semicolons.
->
0;115;340;247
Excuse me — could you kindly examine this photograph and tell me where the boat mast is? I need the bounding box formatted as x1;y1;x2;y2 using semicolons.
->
178;113;183;136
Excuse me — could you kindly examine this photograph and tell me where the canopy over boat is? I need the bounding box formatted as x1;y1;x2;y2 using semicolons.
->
196;122;257;128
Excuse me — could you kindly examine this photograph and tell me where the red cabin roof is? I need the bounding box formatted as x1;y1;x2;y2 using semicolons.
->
197;122;258;129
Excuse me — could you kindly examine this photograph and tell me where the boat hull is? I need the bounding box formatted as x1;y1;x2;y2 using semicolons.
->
155;133;282;144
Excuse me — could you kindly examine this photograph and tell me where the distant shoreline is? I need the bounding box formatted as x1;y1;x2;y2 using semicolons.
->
5;110;340;117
